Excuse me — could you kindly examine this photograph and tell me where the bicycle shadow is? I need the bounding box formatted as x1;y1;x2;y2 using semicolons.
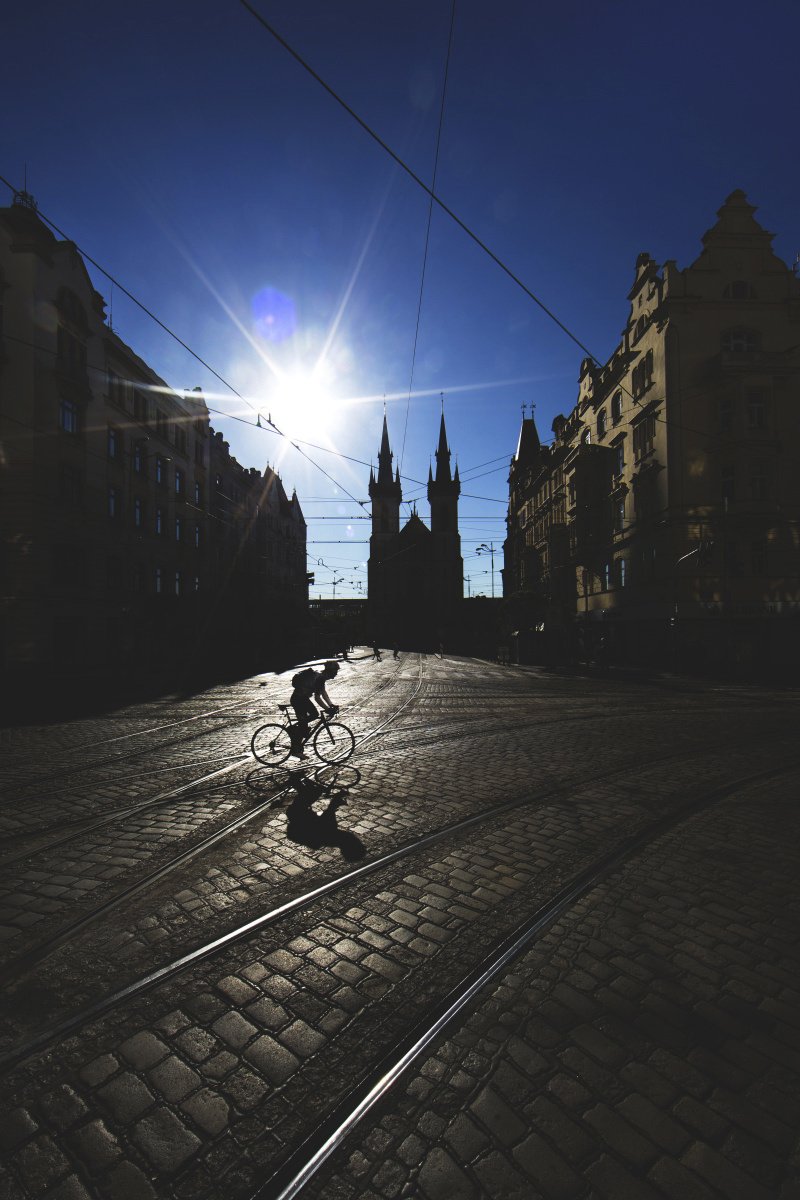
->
284;772;366;862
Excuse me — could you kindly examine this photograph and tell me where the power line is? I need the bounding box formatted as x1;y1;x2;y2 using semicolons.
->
399;0;456;475
238;0;604;367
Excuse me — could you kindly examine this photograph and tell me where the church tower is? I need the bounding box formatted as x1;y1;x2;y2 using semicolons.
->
368;414;402;630
427;412;463;615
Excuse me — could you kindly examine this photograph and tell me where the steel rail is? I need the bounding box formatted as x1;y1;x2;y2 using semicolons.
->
2;726;794;1076
0;657;427;989
259;754;800;1200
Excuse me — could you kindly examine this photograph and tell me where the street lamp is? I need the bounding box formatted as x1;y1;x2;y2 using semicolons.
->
476;543;496;598
463;574;471;598
331;575;345;600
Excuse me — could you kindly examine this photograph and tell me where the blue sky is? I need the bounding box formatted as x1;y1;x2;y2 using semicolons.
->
3;0;798;597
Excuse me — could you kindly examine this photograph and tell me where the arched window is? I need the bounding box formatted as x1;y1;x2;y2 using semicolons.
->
611;391;622;425
581;427;591;445
597;410;607;439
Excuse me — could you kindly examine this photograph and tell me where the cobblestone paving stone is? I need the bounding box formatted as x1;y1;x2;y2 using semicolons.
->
0;654;798;1199
307;770;800;1200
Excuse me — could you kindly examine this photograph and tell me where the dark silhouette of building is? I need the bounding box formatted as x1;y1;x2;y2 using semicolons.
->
504;191;800;676
0;190;307;698
368;413;462;646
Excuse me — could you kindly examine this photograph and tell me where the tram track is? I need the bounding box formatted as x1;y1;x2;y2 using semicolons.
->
0;656;410;850
0;657;428;989
261;754;800;1200
2;722;795;1077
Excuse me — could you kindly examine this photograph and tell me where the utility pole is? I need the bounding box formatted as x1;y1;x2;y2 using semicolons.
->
477;543;496;598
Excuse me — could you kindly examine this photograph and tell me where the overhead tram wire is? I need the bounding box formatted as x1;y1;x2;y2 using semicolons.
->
0;174;366;514
238;1;602;368
236;8;762;464
399;0;457;476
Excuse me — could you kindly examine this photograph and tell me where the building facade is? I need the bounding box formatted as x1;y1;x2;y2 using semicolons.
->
0;192;307;693
504;191;800;675
368;413;463;646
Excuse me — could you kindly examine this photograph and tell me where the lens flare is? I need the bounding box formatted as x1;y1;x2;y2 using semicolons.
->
252;287;296;342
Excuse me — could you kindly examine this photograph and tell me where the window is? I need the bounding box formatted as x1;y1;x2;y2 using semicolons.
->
581;428;591;445
108;426;121;460
614;498;625;532
155;507;163;535
215;473;223;491
194;524;201;549
175;570;182;596
603;562;612;590
59;464;83;506
156;409;168;439
721;465;736;503
56;325;87;375
597;410;607;439
194;480;202;505
108;487;119;519
156;456;165;485
719;395;734;433
749;462;769;501
724;281;756;300
175;468;184;497
108;369;125;407
133;388;148;423
155;566;163;594
174;426;187;455
752;540;767;576
194;575;200;592
613;443;625;477
568;477;576;506
746;389;768;430
611;392;622;425
175;516;182;542
60;396;79;434
722;329;758;353
195;440;205;467
632;350;654;398
134;497;143;528
634;315;646;342
632;413;656;460
616;558;627;588
133;443;146;475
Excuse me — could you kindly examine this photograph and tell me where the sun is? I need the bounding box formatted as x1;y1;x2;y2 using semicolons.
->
271;365;339;443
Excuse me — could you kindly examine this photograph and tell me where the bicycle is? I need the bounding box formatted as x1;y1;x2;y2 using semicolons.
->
250;704;356;768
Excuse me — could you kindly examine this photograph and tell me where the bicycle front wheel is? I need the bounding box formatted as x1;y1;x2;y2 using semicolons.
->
251;723;293;767
312;722;355;765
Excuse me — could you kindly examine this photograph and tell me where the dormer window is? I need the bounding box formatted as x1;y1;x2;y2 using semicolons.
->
722;329;758;353
723;281;756;300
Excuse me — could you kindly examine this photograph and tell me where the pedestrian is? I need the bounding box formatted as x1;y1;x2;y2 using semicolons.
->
372;642;382;662
392;642;399;660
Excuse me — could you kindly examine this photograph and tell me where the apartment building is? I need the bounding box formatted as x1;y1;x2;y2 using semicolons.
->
0;191;307;692
504;191;800;674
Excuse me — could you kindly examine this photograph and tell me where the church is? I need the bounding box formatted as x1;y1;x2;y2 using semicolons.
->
368;413;463;647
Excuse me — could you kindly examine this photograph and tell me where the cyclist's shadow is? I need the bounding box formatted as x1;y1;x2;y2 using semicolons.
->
285;774;366;862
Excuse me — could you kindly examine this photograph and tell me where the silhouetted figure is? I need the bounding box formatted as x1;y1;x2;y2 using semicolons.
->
289;660;339;758
286;777;365;861
392;643;399;660
372;643;382;661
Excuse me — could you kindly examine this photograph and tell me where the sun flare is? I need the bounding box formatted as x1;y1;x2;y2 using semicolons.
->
271;365;340;443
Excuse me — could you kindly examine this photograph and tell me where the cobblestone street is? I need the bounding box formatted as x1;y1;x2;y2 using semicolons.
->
1;651;798;1200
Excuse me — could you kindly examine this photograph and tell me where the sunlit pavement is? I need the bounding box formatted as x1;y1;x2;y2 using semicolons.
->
0;651;798;1199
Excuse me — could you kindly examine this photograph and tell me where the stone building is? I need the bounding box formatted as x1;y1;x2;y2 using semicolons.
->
0;191;307;695
503;191;800;675
368;413;462;646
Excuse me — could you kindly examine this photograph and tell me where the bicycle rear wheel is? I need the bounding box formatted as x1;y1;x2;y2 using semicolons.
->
251;723;293;766
312;721;355;764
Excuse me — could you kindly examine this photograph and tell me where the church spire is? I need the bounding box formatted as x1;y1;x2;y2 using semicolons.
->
434;412;452;483
377;413;394;485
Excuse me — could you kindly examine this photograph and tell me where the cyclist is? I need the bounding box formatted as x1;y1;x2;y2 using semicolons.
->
290;660;339;758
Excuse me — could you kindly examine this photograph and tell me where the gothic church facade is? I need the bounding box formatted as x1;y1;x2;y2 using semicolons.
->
368;414;463;646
